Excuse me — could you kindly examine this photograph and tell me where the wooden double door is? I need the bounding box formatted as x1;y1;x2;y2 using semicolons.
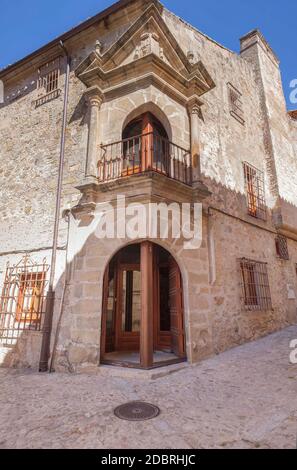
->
101;243;185;367
122;112;169;177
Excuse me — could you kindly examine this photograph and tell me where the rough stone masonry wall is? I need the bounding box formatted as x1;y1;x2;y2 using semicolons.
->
0;42;90;367
0;2;151;369
52;211;211;373
256;48;297;212
240;33;297;226
163;10;297;353
209;211;297;354
0;1;297;370
163;10;277;220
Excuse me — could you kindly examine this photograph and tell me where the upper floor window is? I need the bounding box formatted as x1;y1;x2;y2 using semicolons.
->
100;111;191;185
228;83;245;125
275;235;289;260
35;57;61;107
122;112;169;176
243;162;266;220
239;258;272;311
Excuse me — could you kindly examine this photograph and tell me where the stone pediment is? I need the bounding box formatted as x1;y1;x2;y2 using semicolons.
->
76;2;215;106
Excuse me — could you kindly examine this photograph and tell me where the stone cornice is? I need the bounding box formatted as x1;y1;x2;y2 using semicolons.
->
73;173;212;216
83;85;103;107
187;96;204;115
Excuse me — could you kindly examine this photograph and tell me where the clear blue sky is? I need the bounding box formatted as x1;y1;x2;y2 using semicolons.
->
1;0;296;109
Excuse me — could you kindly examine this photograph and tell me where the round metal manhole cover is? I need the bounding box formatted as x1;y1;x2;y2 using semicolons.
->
114;401;160;421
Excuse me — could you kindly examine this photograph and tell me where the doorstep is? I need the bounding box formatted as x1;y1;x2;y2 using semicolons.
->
98;361;190;380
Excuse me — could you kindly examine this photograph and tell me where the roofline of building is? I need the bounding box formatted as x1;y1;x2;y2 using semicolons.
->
240;29;280;65
288;110;297;120
163;8;236;56
0;0;137;79
0;0;280;83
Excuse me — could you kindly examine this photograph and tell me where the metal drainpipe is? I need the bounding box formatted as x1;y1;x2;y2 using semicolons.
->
49;210;71;373
39;41;71;372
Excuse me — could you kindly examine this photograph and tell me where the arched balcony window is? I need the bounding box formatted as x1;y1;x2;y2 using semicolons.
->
99;112;192;185
122;112;169;176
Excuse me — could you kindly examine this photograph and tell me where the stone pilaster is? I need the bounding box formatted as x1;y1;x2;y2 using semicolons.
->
84;86;103;182
187;97;203;183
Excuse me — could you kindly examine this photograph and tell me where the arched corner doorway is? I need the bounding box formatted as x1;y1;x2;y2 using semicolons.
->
100;242;186;369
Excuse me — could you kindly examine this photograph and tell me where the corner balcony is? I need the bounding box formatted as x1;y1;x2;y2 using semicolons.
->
98;132;192;187
73;132;211;220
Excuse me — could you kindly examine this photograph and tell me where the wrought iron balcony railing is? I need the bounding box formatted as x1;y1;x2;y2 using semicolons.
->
99;132;192;186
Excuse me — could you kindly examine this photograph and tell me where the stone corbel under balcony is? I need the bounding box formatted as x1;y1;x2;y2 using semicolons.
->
71;185;97;224
73;172;212;218
192;180;212;201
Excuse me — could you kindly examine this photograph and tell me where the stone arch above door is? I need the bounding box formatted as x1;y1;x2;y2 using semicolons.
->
122;102;172;142
100;240;187;368
100;90;190;151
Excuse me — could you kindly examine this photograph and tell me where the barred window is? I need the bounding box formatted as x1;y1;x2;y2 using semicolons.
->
275;235;289;260
35;58;61;107
228;83;245;125
239;258;272;311
243;162;266;220
0;257;49;346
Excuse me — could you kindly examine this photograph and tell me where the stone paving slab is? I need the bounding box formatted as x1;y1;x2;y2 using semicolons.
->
0;326;297;449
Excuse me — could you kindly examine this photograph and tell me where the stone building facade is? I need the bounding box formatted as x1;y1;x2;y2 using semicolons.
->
0;0;296;372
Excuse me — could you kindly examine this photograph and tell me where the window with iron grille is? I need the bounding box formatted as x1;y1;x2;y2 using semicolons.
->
35;58;61;107
228;83;245;125
239;258;272;311
243;162;267;220
275;235;289;260
0;256;49;347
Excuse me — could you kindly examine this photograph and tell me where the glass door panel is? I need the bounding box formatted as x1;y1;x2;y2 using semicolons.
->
121;270;141;333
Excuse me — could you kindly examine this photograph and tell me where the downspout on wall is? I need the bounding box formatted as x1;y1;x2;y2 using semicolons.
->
39;41;71;372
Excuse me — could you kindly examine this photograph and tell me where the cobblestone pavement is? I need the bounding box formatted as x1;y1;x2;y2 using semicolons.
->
0;326;297;449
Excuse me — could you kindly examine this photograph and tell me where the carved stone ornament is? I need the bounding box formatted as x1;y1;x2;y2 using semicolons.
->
75;2;215;107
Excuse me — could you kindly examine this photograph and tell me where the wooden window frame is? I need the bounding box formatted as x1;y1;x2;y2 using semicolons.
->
0;257;49;346
243;162;267;220
35;57;61;107
15;272;46;324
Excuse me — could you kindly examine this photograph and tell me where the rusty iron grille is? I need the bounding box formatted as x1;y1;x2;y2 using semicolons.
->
38;68;59;94
239;258;272;311
114;402;160;421
275;235;289;260
228;83;245;125
243;162;267;220
99;132;192;186
38;58;60;94
0;256;49;346
35;89;61;108
35;58;60;107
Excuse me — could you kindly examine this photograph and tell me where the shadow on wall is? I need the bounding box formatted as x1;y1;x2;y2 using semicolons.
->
0;172;297;372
